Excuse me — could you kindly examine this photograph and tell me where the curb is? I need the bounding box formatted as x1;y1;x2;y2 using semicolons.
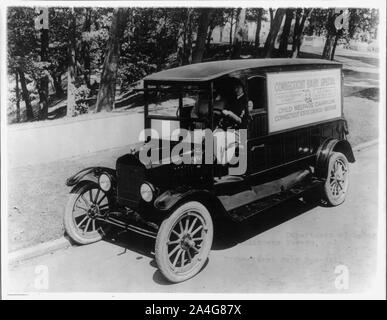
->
8;237;72;265
8;139;378;264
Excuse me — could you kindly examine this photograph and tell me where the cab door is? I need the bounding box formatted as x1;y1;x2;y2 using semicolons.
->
246;75;268;174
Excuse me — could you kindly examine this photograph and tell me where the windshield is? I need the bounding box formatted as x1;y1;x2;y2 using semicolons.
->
145;85;210;141
147;85;208;118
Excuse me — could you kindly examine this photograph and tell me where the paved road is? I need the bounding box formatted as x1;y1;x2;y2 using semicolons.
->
6;145;379;294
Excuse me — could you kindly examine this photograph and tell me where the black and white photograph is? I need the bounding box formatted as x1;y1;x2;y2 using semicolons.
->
1;0;385;300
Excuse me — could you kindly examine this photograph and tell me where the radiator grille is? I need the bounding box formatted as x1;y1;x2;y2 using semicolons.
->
116;162;145;207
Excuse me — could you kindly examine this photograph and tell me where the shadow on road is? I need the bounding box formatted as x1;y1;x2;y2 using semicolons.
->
101;196;320;285
212;197;319;250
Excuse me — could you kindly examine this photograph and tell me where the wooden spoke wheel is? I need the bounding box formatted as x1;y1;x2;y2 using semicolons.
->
155;201;213;283
323;152;349;206
64;181;111;245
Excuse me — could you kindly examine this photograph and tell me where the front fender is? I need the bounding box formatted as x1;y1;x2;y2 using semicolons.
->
66;167;116;187
315;138;355;178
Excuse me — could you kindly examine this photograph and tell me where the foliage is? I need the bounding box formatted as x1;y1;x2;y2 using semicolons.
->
7;6;380;122
305;8;379;42
74;84;91;115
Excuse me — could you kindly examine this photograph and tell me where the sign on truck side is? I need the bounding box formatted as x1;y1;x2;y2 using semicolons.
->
266;69;342;133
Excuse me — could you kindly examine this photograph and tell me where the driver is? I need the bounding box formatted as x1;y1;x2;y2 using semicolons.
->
221;82;247;128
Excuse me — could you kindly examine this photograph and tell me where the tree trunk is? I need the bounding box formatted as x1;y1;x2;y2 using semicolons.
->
67;8;77;117
322;9;337;60
291;8;313;58
176;24;185;66
279;9;294;56
229;10;234;45
17;67;34;121
230;8;246;59
82;8;92;88
254;8;263;49
291;8;302;54
205;25;215;52
322;34;337;60
269;8;275;28
263;8;286;58
180;8;194;65
95;8;129;112
192;9;213;64
51;72;64;97
15;72;20;122
38;27;49;120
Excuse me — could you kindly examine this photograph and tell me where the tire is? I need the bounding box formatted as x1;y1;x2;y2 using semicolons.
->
323;152;349;206
64;181;111;245
155;201;214;283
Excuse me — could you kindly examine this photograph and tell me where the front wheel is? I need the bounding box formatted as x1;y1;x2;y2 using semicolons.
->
323;152;350;206
64;181;112;245
155;201;214;283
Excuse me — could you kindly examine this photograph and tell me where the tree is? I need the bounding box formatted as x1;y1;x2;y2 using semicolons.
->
246;8;268;54
305;8;378;60
291;8;313;58
206;9;227;52
269;8;275;28
7;7;37;121
192;8;213;63
66;8;77;117
82;8;92;88
263;8;286;57
322;9;341;60
347;8;378;41
279;8;294;56
17;66;34;120
230;8;246;59
254;8;264;49
95;8;129;112
176;8;195;65
35;8;50;120
15;72;21;122
47;8;71;98
226;9;237;45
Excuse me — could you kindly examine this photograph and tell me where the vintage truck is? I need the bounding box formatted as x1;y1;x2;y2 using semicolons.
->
64;58;355;282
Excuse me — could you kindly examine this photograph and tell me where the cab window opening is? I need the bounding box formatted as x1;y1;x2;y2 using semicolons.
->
247;76;266;113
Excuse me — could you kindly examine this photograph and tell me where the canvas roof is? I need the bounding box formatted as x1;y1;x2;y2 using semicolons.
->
144;58;341;83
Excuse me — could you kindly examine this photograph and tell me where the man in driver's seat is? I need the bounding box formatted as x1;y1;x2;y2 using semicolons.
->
221;82;247;128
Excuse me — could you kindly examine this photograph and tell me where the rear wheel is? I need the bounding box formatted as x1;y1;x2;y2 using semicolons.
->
64;181;111;245
155;201;213;283
323;152;349;206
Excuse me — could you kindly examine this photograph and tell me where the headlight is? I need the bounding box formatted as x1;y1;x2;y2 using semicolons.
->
98;174;111;192
140;182;154;202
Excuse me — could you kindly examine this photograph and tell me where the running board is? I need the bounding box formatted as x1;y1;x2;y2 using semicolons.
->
228;178;323;222
97;216;158;239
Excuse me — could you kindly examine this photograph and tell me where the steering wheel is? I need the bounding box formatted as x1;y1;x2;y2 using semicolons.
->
215;107;243;130
212;108;226;128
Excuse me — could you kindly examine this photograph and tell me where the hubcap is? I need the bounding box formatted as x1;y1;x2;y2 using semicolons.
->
88;204;100;218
